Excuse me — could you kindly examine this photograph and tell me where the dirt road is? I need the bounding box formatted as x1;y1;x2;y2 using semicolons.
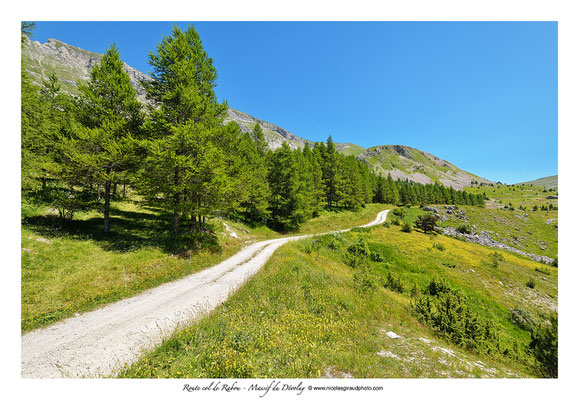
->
21;209;389;378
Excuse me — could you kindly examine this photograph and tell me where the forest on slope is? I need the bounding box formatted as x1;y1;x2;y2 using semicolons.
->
21;22;484;241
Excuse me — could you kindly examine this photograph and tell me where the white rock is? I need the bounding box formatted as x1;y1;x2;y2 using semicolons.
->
377;350;400;359
385;331;401;339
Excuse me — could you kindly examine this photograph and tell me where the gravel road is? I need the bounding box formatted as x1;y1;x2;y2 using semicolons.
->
21;209;389;378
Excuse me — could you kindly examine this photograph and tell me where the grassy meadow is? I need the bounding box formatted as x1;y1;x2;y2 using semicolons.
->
119;221;557;378
464;183;558;211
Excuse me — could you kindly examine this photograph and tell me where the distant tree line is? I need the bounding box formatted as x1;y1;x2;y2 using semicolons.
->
21;23;485;234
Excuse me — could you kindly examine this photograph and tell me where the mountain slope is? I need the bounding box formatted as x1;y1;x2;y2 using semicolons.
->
22;37;492;188
516;175;558;190
357;145;492;189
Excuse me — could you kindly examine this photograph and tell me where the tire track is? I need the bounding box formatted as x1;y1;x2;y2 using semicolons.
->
21;209;390;378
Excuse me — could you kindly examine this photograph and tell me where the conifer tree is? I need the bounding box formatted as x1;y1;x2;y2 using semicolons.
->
64;45;142;233
322;136;342;207
233;127;271;224
250;123;268;157
139;24;228;234
267;143;301;230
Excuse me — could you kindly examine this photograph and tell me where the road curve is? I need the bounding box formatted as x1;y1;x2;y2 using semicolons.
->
21;209;390;378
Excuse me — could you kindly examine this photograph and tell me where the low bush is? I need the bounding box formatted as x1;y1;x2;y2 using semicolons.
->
410;283;420;297
456;224;472;234
383;271;405;293
392;207;405;217
415;214;439;233
411;278;501;354
432;243;445;251
424;276;453;297
526;278;536;289
401;222;412;233
370;251;385;262
391;218;401;226
344;238;370;268
530;314;558;378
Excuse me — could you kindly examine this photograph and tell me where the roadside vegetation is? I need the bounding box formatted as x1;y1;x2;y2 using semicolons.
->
120;221;557;378
21;195;387;333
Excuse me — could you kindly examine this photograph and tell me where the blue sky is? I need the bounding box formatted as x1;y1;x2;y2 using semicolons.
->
31;21;557;184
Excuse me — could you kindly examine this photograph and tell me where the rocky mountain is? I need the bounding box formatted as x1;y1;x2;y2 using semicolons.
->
356;145;493;190
223;108;311;150
516;175;558;190
22;38;309;150
22;37;492;189
22;38;151;103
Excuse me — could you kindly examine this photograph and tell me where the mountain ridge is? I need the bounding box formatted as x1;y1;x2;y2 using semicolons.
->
22;37;492;189
516;175;558;190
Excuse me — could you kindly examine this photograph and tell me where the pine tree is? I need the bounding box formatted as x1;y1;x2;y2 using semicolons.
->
233;127;271;224
250;123;268;157
322;136;341;207
64;45;142;233
139;24;228;234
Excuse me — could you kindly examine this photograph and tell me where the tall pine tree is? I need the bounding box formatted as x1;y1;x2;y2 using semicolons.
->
139;24;228;234
64;45;142;233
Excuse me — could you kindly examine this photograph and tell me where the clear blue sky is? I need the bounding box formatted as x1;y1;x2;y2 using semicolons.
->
31;21;557;184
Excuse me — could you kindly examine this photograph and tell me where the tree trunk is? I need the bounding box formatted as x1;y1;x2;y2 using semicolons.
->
113;182;117;196
122;184;126;198
172;168;180;235
97;183;101;202
104;181;111;233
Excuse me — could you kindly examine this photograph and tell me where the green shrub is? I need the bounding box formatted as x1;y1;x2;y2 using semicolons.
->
526;278;536;289
411;281;501;354
351;227;371;233
424;276;453;297
392;207;405;217
401;222;412;233
344;238;370;268
382;221;391;228
530;314;558;378
410;283;420;297
383;271;405;293
370;251;385;262
391;218;401;226
432;243;445;251
415;214;439;233
347;238;370;258
456;224;472;234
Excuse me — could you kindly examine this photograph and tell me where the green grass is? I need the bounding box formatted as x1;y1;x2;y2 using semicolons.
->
385;204;558;260
516;175;558;190
465;183;558;211
21;199;388;333
119;223;556;378
435;205;558;259
336;143;367;157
